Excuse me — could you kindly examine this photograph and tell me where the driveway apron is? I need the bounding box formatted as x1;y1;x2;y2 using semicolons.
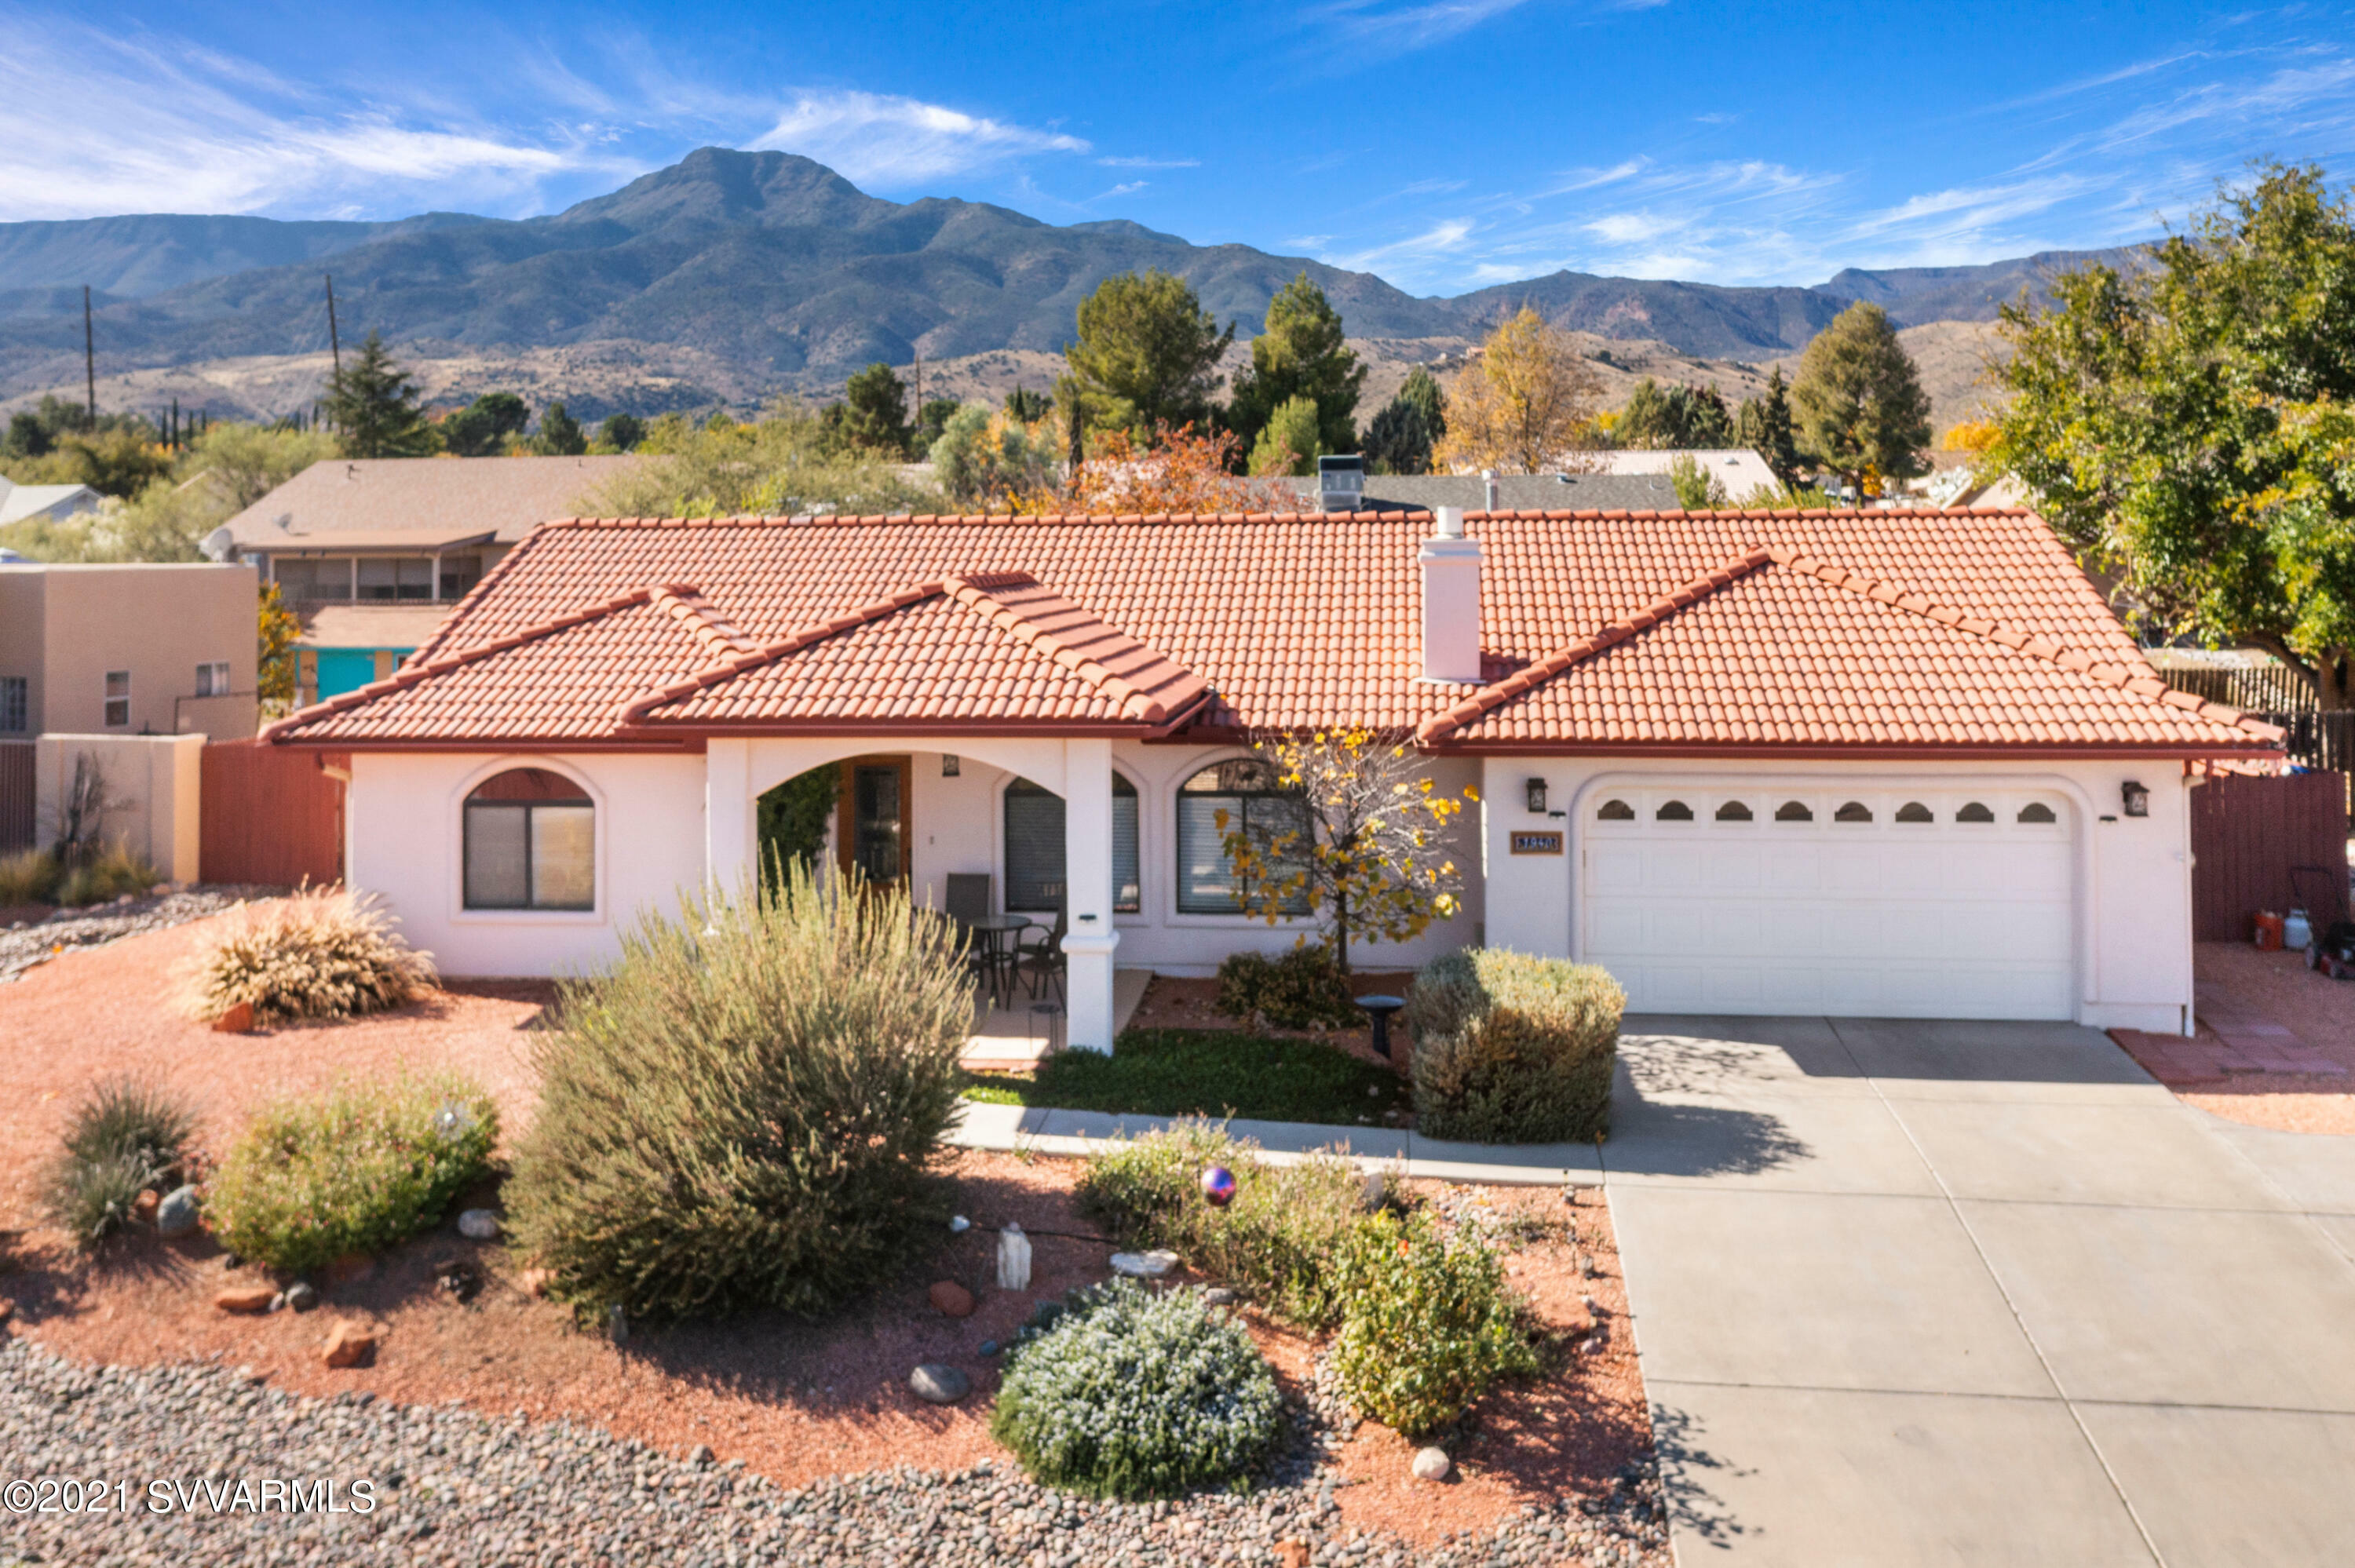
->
1604;1015;2355;1566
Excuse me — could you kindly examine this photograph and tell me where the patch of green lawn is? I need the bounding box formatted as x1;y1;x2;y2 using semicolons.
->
962;1027;1409;1127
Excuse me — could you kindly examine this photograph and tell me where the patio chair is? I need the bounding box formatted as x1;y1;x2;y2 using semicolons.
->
1016;888;1067;1006
944;873;995;994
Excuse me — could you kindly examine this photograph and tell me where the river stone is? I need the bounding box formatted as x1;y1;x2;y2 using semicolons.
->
457;1209;502;1240
1109;1250;1178;1278
1412;1446;1451;1482
155;1185;200;1237
909;1363;970;1405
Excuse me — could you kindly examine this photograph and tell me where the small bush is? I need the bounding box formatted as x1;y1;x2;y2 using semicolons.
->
181;886;436;1024
966;1027;1408;1126
0;848;58;906
1404;950;1626;1143
505;862;970;1322
52;841;159;907
992;1279;1282;1499
1078;1122;1381;1329
1331;1208;1537;1439
1216;945;1361;1031
41;1078;197;1248
206;1073;497;1274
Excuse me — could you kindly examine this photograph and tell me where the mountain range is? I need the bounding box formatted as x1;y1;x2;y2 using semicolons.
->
0;147;2138;419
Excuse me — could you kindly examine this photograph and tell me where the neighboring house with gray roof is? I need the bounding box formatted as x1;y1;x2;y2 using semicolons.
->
215;454;644;702
0;477;102;528
1286;471;1681;513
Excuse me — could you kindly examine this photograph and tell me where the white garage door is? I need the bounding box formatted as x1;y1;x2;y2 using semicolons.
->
1581;785;2076;1019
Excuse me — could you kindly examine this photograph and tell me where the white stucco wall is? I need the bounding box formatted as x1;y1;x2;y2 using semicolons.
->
345;750;708;979
1478;756;2194;1034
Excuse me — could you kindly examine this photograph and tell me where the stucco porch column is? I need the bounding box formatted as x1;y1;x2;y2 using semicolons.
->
1061;736;1120;1052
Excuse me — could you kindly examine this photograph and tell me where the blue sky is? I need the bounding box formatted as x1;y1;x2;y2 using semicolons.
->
1;1;2349;294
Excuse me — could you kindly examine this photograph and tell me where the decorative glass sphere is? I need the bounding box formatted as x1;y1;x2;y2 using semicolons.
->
1200;1165;1236;1207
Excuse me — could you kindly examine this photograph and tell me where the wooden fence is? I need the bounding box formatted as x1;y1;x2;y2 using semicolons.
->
0;741;31;852
199;741;345;888
2164;663;2317;713
2191;769;2350;942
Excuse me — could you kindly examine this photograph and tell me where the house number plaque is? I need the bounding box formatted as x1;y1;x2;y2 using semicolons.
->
1510;831;1565;855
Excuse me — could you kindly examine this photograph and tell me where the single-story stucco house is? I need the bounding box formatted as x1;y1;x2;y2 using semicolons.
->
261;504;2279;1051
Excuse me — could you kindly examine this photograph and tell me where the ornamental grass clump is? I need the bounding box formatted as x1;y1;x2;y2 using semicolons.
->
40;1078;196;1249
181;886;436;1025
1077;1122;1382;1329
1404;949;1626;1144
206;1072;497;1274
504;861;970;1322
1331;1208;1538;1439
992;1280;1283;1500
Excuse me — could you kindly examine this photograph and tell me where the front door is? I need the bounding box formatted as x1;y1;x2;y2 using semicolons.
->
838;755;912;887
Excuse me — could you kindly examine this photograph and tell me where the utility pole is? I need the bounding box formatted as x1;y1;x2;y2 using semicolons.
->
324;274;342;376
82;286;96;423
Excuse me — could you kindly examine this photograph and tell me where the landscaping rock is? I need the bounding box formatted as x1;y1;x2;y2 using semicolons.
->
909;1364;970;1405
457;1208;502;1240
1412;1446;1452;1482
1203;1286;1237;1307
949;1214;972;1233
284;1281;318;1312
214;1285;277;1315
212;1000;256;1034
688;1444;714;1466
155;1184;199;1237
1276;1541;1313;1568
1109;1249;1178;1278
132;1188;159;1222
928;1280;976;1318
517;1267;553;1297
320;1322;375;1369
979;1340;1000;1358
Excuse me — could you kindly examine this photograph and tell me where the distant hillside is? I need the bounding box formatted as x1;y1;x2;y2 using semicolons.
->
0;147;2139;419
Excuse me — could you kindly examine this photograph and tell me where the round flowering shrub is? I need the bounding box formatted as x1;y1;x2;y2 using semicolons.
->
991;1281;1283;1499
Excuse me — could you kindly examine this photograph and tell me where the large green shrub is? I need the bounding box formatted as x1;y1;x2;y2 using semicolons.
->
992;1280;1283;1499
1215;945;1360;1031
504;862;970;1322
1077;1122;1379;1329
1403;949;1625;1143
1331;1209;1537;1438
41;1078;196;1249
206;1073;497;1274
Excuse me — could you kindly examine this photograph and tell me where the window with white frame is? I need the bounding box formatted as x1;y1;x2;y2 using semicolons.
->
1003;775;1141;913
1175;757;1312;915
462;768;594;910
103;671;130;727
0;676;24;733
195;661;231;697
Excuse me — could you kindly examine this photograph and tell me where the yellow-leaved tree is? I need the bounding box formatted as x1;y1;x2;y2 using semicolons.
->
1434;308;1604;475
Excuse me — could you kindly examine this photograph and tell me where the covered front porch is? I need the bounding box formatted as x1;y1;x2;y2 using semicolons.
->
964;966;1153;1071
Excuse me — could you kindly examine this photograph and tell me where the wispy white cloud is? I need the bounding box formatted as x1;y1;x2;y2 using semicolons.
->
749;90;1088;185
1097;155;1199;169
1090;181;1150;201
1306;0;1539;53
0;20;618;220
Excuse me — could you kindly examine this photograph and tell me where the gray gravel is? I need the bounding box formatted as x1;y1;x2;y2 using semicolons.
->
0;1338;1674;1566
0;888;282;983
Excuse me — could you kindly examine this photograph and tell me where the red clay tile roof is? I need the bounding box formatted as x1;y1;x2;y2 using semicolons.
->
623;573;1208;731
262;508;2280;756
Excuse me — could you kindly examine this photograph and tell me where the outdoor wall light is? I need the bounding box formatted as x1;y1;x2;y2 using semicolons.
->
2121;780;2149;817
1524;777;1549;815
941;754;961;777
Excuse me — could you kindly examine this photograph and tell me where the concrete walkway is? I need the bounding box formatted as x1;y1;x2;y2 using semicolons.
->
1607;1015;2355;1566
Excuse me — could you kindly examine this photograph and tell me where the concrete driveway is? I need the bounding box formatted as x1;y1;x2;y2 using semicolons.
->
1603;1016;2355;1566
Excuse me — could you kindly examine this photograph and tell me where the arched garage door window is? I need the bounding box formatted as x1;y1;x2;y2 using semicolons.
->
1004;775;1141;913
464;768;594;910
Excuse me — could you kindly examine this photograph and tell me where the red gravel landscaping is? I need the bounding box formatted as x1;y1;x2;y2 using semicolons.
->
0;909;1659;1551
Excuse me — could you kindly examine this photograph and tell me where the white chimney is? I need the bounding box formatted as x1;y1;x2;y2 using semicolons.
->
1420;506;1483;684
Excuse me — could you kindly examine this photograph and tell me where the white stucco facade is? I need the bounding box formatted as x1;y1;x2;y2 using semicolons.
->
1477;757;2195;1034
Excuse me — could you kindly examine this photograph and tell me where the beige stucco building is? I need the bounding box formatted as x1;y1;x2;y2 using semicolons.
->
0;561;261;741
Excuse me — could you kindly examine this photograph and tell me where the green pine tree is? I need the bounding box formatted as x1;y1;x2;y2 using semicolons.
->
839;363;913;454
1791;303;1931;498
1066;270;1233;438
322;333;437;458
535;400;587;456
1736;367;1803;487
1226;272;1366;458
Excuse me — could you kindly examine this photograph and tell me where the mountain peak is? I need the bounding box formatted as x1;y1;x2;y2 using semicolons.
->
550;147;892;233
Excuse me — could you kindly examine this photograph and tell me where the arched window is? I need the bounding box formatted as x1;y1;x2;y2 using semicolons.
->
1005;775;1141;914
1597;798;1636;821
1656;800;1695;822
2017;801;2058;825
1177;758;1311;915
1896;801;1933;823
1834;801;1873;823
1956;801;1996;824
1775;800;1814;822
463;768;593;910
1715;800;1754;822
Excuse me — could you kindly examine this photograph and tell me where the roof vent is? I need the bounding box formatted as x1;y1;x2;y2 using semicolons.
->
1317;454;1364;514
1481;469;1499;513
